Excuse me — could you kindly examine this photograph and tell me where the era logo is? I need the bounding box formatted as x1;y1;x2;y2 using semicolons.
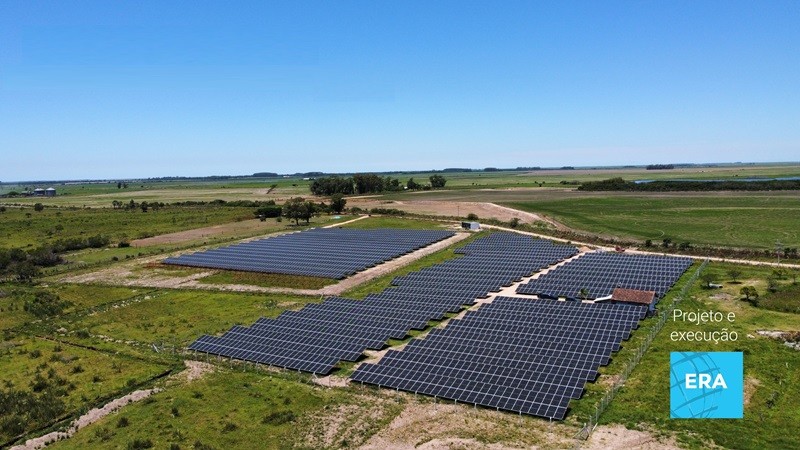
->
670;352;743;419
685;373;727;390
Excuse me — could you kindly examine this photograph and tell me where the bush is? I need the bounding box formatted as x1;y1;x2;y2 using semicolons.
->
221;421;238;432
118;241;131;248
126;438;152;449
117;416;130;428
24;291;72;318
262;410;296;425
466;213;479;221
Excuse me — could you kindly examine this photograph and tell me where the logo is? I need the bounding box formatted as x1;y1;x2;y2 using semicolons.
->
670;352;743;419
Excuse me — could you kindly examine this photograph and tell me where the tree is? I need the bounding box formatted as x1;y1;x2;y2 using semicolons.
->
739;286;759;306
767;277;779;293
117;182;122;189
509;217;520;228
330;194;347;214
282;197;316;225
429;174;447;189
406;178;420;190
140;201;149;213
466;213;479;221
644;239;652;247
13;261;40;282
727;268;742;283
0;206;6;213
34;203;44;212
699;272;718;288
662;238;672;248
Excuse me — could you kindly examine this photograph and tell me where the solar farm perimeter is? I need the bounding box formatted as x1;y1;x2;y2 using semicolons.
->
170;228;693;421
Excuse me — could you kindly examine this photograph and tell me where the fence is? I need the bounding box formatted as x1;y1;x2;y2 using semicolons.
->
573;259;708;446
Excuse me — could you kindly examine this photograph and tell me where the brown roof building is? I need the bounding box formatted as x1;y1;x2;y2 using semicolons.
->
611;288;657;312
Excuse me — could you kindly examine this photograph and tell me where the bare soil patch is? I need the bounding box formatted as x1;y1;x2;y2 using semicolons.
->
347;199;563;228
357;398;574;450
583;424;682;450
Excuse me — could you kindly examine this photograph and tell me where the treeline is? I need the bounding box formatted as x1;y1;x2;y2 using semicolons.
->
310;174;446;196
578;177;800;191
646;164;675;170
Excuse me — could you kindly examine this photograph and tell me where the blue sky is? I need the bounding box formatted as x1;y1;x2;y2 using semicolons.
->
1;1;799;180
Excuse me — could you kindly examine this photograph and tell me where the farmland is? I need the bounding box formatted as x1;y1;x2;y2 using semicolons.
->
1;165;799;450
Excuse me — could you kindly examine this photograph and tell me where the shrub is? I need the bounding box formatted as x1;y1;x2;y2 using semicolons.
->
262;410;296;425
117;416;130;428
466;213;479;221
126;438;152;449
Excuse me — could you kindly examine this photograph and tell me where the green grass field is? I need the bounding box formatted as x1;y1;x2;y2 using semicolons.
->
198;271;337;290
506;195;800;249
0;336;170;443
51;289;320;348
0;206;254;248
599;262;800;449
340;215;452;230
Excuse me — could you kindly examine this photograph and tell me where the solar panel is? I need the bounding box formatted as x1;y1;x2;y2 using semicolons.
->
187;232;580;375
351;297;647;420
165;228;455;279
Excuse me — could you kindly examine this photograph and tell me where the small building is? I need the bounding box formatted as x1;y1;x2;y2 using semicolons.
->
45;187;56;197
461;221;480;231
33;188;45;196
609;288;657;313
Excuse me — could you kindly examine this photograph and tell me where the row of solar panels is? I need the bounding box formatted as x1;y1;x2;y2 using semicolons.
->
351;297;648;420
188;233;580;376
165;228;455;279
516;251;693;299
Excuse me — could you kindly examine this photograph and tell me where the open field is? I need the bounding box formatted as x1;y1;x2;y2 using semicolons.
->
506;195;800;249
3;165;799;449
0;206;254;248
0;336;171;444
50;290;321;348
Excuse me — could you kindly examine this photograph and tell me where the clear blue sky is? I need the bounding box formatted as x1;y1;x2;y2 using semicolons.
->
1;0;799;180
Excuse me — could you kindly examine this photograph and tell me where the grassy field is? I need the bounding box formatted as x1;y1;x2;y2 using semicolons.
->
51;289;320;348
505;194;800;249
599;262;800;449
198;271;337;290
6;164;798;208
0;206;254;248
49;368;408;450
340;215;453;230
0;336;171;444
0;284;145;331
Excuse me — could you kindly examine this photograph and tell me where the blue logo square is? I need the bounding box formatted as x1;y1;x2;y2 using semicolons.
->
670;352;743;419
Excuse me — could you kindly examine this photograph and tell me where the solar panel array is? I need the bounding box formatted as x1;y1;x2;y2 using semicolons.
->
351;297;647;420
164;228;454;279
188;232;578;375
516;252;693;300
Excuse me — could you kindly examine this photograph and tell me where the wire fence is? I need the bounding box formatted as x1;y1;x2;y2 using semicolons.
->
573;259;708;447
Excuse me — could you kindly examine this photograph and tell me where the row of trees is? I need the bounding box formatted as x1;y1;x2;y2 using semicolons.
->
310;174;447;196
579;177;800;192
